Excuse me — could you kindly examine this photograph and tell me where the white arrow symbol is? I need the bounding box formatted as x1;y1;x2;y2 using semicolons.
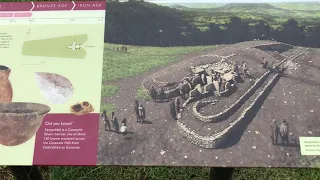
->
30;2;35;11
71;1;76;10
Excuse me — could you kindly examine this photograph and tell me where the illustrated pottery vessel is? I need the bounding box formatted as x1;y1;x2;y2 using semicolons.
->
0;102;51;146
0;65;13;103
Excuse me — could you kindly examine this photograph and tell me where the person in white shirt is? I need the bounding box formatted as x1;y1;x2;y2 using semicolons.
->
120;122;127;140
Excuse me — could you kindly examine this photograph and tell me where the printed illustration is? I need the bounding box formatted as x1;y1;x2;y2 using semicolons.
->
70;101;95;115
0;0;106;166
22;34;88;59
34;72;74;104
0;102;50;146
98;0;320;168
0;65;13;103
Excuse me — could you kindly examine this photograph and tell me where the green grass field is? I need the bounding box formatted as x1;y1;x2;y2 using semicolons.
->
101;43;216;98
102;44;216;82
2;166;320;180
100;44;216;113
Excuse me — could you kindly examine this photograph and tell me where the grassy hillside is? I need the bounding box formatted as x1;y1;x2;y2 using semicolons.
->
212;3;290;13
162;3;225;9
272;2;320;11
175;3;225;9
100;43;216;115
102;43;216;82
101;43;216;97
172;3;320;29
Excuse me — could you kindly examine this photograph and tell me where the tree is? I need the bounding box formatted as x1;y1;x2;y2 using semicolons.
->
280;19;305;45
252;20;271;40
224;17;250;43
208;23;223;44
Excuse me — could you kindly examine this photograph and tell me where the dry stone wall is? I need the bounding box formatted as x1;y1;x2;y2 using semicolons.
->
193;70;272;123
177;73;280;149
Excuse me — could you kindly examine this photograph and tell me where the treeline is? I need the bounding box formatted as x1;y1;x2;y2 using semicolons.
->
105;1;320;47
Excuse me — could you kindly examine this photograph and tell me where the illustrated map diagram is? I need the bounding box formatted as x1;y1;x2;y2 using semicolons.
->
67;40;84;54
22;34;91;59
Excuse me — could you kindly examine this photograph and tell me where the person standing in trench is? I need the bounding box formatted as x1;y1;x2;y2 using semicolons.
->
134;100;140;123
280;118;289;145
111;112;119;133
101;110;111;131
138;104;146;124
270;119;279;145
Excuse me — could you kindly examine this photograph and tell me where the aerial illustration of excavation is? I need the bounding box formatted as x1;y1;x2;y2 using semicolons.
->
98;1;320;168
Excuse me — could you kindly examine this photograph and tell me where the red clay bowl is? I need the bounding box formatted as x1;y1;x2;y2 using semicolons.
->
0;102;50;146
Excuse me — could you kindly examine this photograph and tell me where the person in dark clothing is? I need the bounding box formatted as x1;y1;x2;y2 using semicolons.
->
170;101;177;120
134;100;140;122
101;110;110;131
262;57;269;69
175;97;181;114
111;112;119;132
149;86;157;102
270;119;279;145
138;104;146;124
159;86;166;101
233;62;239;75
217;75;222;92
221;79;227;92
121;117;127;126
179;81;191;100
280;118;289;145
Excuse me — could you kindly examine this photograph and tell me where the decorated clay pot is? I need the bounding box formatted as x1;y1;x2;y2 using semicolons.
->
0;102;50;146
0;65;13;103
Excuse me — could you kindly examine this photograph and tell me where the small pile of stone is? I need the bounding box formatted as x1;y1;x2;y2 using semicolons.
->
284;60;300;74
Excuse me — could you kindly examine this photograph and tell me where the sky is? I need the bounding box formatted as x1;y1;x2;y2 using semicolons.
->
142;0;320;4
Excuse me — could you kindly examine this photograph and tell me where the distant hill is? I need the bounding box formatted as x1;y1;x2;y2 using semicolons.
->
169;4;191;10
272;2;320;11
170;3;225;9
166;3;291;15
211;3;290;13
168;4;209;11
